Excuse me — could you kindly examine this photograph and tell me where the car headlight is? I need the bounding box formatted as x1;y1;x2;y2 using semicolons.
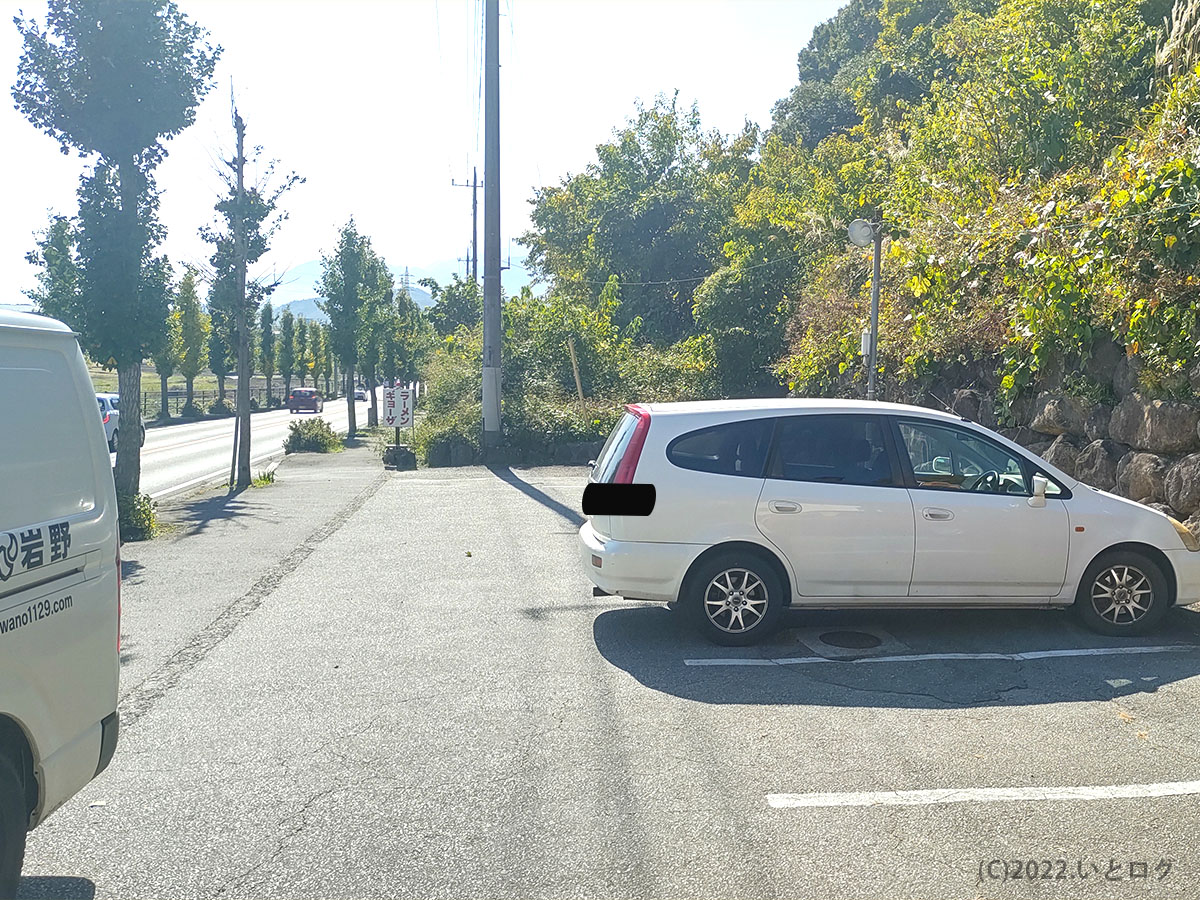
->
1169;517;1200;552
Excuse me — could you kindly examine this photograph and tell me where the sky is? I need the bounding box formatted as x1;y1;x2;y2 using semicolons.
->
2;0;843;307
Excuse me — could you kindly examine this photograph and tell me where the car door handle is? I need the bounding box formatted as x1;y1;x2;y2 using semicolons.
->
922;507;954;521
768;500;802;514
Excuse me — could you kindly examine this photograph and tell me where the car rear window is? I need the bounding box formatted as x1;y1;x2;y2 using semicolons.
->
593;412;639;483
666;419;774;478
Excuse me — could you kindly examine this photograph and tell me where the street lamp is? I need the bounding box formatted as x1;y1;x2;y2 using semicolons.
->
849;217;883;401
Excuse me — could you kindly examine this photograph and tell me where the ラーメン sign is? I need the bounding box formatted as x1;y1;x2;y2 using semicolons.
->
383;387;412;428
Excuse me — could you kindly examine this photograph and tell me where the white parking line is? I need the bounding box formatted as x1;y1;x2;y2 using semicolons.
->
767;780;1200;809
684;645;1200;666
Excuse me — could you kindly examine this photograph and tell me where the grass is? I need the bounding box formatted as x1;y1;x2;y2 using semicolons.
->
251;469;276;488
88;363;319;396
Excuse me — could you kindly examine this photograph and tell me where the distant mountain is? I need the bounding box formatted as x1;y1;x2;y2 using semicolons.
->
275;285;432;325
275;298;328;323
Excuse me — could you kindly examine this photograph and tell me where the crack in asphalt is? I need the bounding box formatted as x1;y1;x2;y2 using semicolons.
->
118;470;389;730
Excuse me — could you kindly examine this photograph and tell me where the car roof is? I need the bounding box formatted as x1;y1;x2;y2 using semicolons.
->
96;393;118;400
0;308;75;334
638;397;967;424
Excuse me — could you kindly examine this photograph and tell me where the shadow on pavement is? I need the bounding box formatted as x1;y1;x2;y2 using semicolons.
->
170;487;255;536
118;558;145;584
489;466;584;528
17;876;96;899
593;604;1200;709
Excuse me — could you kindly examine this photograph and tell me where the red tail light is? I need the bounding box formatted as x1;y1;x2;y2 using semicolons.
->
102;412;110;424
613;404;651;484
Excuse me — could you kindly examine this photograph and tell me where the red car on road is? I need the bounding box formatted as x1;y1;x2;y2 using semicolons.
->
288;388;324;414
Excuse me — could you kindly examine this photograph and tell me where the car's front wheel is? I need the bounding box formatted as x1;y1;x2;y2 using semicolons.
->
1075;550;1171;636
0;756;27;900
687;552;784;646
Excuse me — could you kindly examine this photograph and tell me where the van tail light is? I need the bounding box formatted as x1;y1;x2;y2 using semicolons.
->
614;404;651;484
102;412;110;424
115;545;122;653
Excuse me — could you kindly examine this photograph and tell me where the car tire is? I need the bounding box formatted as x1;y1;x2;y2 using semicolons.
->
686;551;785;646
1074;550;1171;637
0;756;27;900
139;425;146;447
108;428;118;452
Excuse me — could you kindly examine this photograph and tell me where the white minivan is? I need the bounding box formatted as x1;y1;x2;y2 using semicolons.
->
580;399;1200;645
0;311;120;896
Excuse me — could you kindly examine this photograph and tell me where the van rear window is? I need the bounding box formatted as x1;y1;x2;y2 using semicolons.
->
1;346;98;529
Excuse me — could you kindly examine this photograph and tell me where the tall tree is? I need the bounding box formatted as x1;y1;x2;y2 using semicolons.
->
295;317;309;387
310;324;326;397
318;220;377;437
322;324;336;396
25;215;80;324
208;302;234;406
278;308;295;400
259;301;275;406
151;297;183;418
201;109;301;485
420;275;481;337
14;0;219;496
358;259;394;427
176;268;208;416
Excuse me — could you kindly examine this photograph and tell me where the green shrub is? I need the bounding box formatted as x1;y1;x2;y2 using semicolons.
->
251;469;275;487
117;491;157;542
283;418;343;453
208;399;233;417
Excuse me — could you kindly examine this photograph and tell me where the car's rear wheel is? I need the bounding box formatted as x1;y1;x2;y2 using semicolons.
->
0;756;27;900
1074;550;1170;636
687;551;784;646
108;428;118;452
139;425;146;447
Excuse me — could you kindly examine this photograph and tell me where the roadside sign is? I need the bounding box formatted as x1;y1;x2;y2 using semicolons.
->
383;387;412;428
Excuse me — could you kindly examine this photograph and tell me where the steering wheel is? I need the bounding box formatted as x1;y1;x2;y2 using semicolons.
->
968;470;1002;493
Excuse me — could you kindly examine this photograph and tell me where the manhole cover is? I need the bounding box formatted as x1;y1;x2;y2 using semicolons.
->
818;630;883;650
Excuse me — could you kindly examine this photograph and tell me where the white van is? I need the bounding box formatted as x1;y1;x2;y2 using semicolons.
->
0;311;120;896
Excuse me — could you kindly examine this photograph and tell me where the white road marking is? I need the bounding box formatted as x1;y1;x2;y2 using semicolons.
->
767;780;1200;809
684;645;1200;666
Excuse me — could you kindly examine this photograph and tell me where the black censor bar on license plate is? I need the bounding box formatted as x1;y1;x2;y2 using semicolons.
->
582;483;656;516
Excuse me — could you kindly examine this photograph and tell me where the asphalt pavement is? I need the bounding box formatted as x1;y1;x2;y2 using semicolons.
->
17;452;1200;899
129;394;375;499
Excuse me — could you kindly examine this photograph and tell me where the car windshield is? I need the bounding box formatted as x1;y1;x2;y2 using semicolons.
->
9;1;1194;898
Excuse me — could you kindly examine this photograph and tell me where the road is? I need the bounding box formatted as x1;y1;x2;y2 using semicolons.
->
129;394;375;498
18;453;1200;899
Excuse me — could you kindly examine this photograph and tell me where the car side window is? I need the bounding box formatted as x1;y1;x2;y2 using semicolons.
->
666;418;774;478
897;420;1030;495
767;415;895;486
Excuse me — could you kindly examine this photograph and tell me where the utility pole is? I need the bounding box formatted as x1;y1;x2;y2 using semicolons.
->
848;213;883;402
232;106;252;488
482;0;501;448
451;167;481;282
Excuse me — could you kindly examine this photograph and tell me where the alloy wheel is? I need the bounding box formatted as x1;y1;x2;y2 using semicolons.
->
1091;565;1154;625
704;568;769;634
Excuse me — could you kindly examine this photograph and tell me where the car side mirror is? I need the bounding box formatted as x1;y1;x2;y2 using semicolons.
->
1028;475;1048;508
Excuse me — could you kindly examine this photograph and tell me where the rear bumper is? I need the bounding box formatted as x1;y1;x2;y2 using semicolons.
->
578;519;702;603
96;711;118;778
